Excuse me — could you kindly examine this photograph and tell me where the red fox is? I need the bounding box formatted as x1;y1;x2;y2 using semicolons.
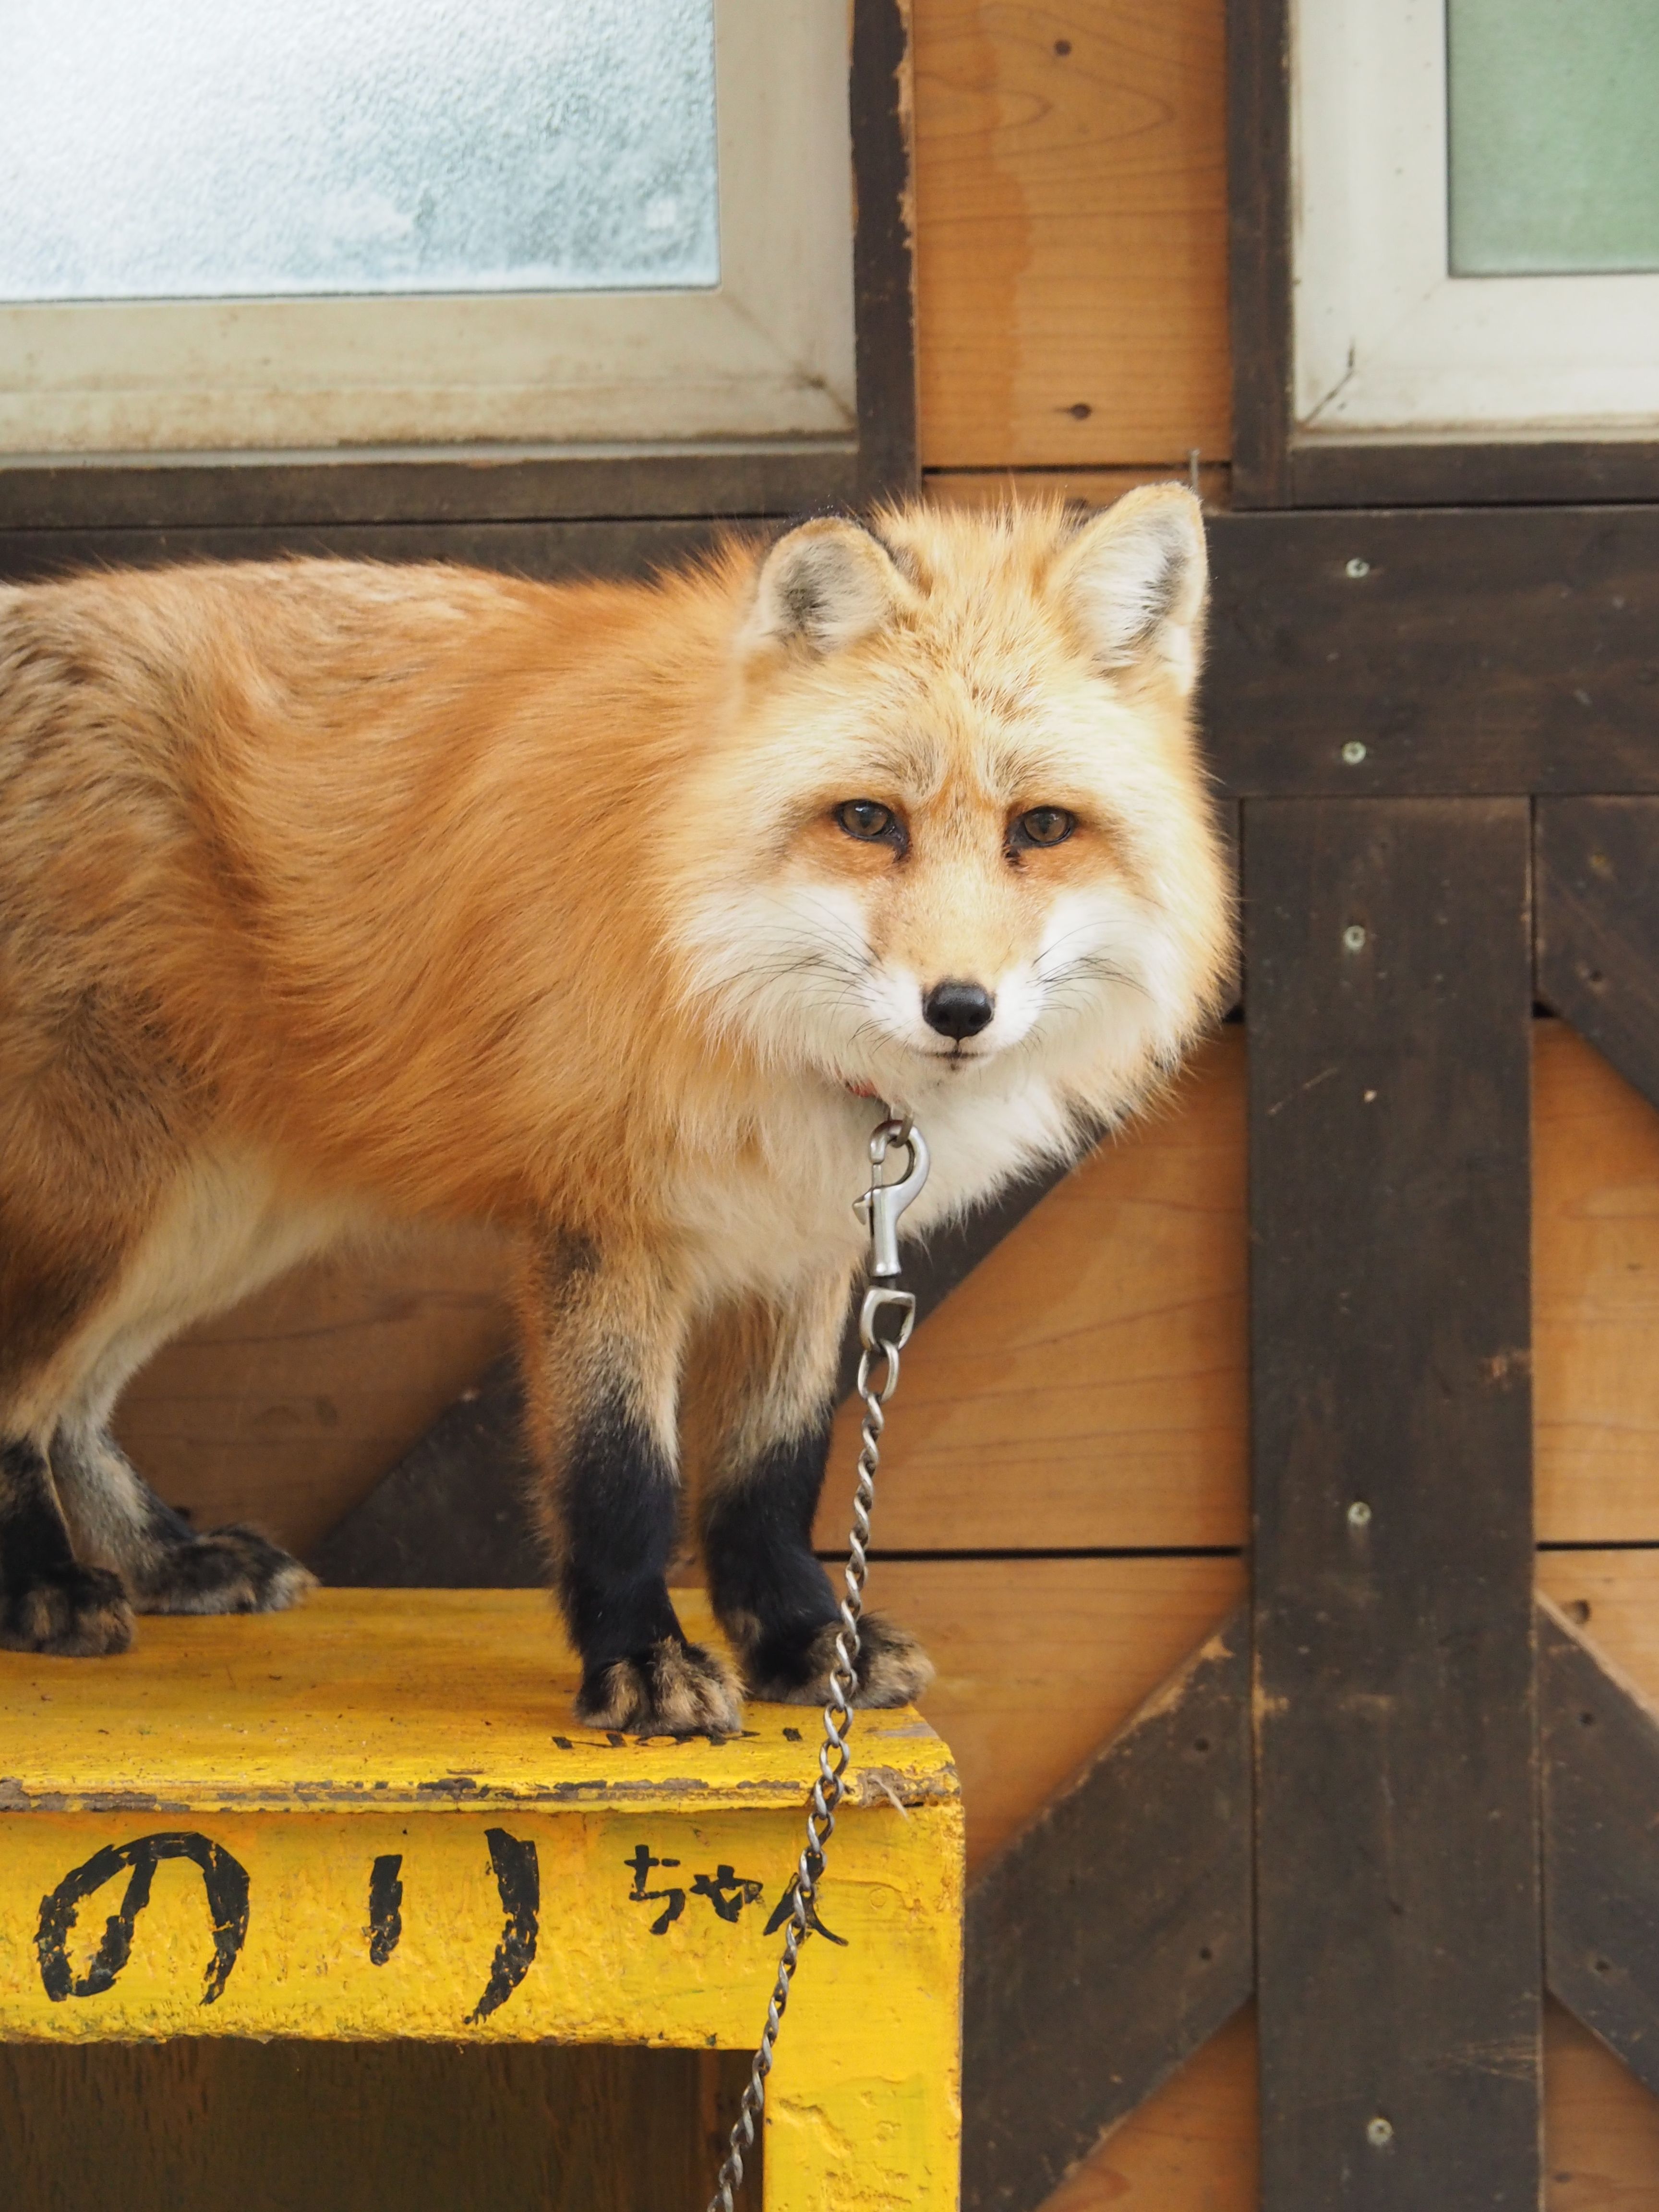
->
0;489;1232;1734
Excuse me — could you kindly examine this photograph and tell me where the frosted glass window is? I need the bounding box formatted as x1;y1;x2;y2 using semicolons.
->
1449;0;1659;276
0;0;720;302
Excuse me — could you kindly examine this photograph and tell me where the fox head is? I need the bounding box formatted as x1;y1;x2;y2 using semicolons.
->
674;489;1234;1130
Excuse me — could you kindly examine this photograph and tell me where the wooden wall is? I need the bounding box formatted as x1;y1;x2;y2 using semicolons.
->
36;7;1659;2204
913;0;1231;474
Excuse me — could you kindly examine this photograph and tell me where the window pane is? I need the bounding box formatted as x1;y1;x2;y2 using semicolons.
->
1449;0;1659;276
0;0;719;302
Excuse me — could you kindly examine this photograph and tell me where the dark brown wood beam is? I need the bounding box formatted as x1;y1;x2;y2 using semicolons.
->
849;0;918;504
0;443;855;536
1536;797;1659;1114
1206;508;1659;797
0;517;746;587
1246;798;1539;2207
1541;1596;1659;2097
961;1610;1253;2212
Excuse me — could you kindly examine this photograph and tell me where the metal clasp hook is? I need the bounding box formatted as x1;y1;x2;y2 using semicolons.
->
852;1108;930;1282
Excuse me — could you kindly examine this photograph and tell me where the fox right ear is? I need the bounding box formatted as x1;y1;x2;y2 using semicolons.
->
1051;484;1209;697
743;518;906;657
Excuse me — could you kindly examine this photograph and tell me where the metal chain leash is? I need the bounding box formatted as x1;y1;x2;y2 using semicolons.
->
706;1109;930;2212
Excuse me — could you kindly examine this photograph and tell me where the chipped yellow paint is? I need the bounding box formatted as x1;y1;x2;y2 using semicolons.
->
0;1590;958;1815
0;1592;962;2208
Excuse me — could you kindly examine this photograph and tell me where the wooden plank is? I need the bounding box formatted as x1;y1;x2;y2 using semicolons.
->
1037;2001;1659;2212
1539;1551;1659;1685
0;444;855;532
1225;0;1292;506
875;1556;1246;1872
115;1226;514;1563
1247;799;1540;2206
1291;441;1659;513
1039;2004;1258;2212
852;0;921;499
1535;1556;1659;2122
914;0;1230;469
0;517;745;586
1539;1595;1659;2095
1543;2000;1659;2212
1535;1023;1659;1547
1538;800;1659;1115
307;1354;536;1587
924;464;1233;511
963;1610;1252;2212
0;2044;759;2212
1206;507;1659;797
817;1030;1249;1552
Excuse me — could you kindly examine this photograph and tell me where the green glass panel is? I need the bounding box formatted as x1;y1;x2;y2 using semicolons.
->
1449;0;1659;276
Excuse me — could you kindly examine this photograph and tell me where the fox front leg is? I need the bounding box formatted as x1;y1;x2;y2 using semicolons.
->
518;1230;741;1737
697;1273;933;1710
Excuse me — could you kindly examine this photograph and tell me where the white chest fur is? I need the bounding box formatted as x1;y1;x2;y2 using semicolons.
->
666;1071;1080;1309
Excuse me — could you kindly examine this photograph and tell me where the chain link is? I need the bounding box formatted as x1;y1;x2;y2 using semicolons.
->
706;1123;922;2212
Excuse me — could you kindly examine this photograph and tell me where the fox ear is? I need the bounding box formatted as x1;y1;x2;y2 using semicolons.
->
744;517;906;656
1051;484;1209;696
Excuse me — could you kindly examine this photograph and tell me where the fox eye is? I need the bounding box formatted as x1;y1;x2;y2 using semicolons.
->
836;799;900;843
1012;806;1077;849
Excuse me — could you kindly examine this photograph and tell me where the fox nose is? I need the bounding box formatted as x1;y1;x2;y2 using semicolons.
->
923;978;995;1040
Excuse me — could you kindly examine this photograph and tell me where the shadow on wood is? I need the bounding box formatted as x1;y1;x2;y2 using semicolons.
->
1537;798;1659;1117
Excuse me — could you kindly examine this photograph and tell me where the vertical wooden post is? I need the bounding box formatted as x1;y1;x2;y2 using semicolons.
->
1246;799;1540;2207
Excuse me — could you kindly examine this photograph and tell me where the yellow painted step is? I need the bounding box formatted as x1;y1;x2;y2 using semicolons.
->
0;1590;963;2212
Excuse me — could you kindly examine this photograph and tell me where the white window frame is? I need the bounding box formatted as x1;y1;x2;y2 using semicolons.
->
1292;0;1659;440
0;0;856;460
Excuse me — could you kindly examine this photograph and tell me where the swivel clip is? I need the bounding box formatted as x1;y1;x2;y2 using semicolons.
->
853;1109;930;1285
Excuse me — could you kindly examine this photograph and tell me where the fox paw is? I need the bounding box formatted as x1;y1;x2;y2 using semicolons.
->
577;1639;744;1737
744;1611;934;1708
133;1525;317;1616
0;1563;134;1656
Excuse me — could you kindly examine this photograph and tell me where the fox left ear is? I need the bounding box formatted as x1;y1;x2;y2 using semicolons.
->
743;517;907;657
1051;484;1209;696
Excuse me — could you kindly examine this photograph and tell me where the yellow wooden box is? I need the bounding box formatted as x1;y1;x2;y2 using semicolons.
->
0;1589;964;2211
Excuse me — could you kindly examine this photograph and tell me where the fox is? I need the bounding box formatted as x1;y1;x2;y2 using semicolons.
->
0;487;1232;1735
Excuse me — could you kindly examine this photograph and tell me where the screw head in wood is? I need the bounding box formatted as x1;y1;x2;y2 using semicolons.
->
1341;739;1367;764
1366;2116;1394;2148
1343;924;1368;953
1346;556;1371;578
1347;1500;1372;1528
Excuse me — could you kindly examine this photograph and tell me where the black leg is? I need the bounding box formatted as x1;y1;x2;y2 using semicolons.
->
0;1435;132;1656
703;1419;842;1693
698;1286;934;1710
520;1234;741;1738
558;1392;688;1684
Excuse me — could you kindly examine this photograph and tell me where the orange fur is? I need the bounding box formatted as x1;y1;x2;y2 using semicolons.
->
0;490;1233;1710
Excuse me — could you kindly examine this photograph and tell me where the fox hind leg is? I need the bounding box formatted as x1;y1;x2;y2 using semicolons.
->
2;1145;331;1649
0;1433;132;1655
51;1418;315;1617
698;1275;934;1710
